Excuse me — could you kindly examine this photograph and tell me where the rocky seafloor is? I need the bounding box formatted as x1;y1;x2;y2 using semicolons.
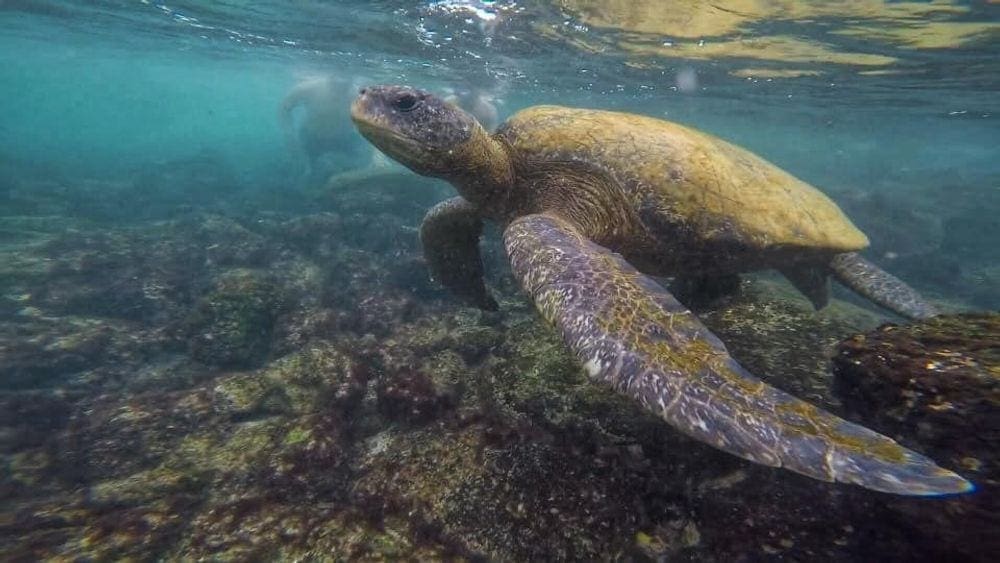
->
1;154;997;561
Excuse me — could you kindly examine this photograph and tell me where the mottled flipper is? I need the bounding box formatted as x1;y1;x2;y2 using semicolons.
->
504;213;971;495
831;252;938;320
420;197;497;311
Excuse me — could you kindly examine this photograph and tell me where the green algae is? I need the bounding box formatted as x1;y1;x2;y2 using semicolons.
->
213;342;366;419
88;464;208;504
283;425;311;446
187;268;283;368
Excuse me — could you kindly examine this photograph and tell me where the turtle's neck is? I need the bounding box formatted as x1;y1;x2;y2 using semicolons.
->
443;128;516;219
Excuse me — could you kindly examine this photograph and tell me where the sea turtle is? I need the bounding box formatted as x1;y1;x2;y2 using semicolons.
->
350;85;972;495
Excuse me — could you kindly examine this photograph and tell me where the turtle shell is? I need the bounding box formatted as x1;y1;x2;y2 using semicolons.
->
498;106;869;253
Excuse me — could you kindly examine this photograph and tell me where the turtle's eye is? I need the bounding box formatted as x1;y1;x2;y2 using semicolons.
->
394;93;419;112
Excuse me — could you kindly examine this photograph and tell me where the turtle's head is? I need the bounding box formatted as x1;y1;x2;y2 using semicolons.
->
353;85;514;209
351;85;484;178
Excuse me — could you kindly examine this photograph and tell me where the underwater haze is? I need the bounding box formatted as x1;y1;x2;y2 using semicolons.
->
1;1;998;561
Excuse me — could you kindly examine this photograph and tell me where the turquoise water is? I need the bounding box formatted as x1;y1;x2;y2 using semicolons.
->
1;1;998;561
4;2;997;184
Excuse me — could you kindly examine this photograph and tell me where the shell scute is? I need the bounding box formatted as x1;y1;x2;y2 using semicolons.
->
502;106;869;252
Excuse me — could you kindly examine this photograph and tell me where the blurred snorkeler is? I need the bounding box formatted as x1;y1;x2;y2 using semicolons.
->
280;73;504;190
279;73;386;187
443;84;502;131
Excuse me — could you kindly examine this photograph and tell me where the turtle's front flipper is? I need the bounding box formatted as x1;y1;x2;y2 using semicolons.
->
420;197;498;311
504;213;971;495
830;252;938;320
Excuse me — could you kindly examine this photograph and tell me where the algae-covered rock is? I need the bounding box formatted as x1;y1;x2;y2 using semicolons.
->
53;388;218;484
5;165;993;562
13;213;274;324
834;313;999;448
833;312;1000;562
352;424;668;559
0;390;72;453
187;269;283;368
0;316;113;389
212;343;368;418
376;368;457;425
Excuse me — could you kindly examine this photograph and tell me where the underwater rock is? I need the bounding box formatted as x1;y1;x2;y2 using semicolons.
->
384;309;504;365
0;390;73;453
695;277;881;405
343;285;891;560
3;152;244;223
4;171;993;561
341;211;421;257
668;274;743;309
0;316;113;389
186;269;283;368
23;214;273;323
386;254;441;298
0;172;75;217
836;177;1000;311
0;385;215;521
349;407;889;561
0;274;968;561
31;229;174;321
833;313;1000;562
833;313;999;452
1;347;368;560
59;388;218;484
332;285;420;337
449;322;505;363
184;214;273;269
376;368;457;425
272;212;346;258
269;307;348;357
213;343;368;419
352;424;663;559
308;243;423;337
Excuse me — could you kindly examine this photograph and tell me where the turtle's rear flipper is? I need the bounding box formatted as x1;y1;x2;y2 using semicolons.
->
830;252;938;320
779;263;830;311
505;213;971;495
420;197;498;311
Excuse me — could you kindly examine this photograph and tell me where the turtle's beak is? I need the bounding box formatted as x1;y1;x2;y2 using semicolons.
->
350;87;398;150
350;88;379;132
